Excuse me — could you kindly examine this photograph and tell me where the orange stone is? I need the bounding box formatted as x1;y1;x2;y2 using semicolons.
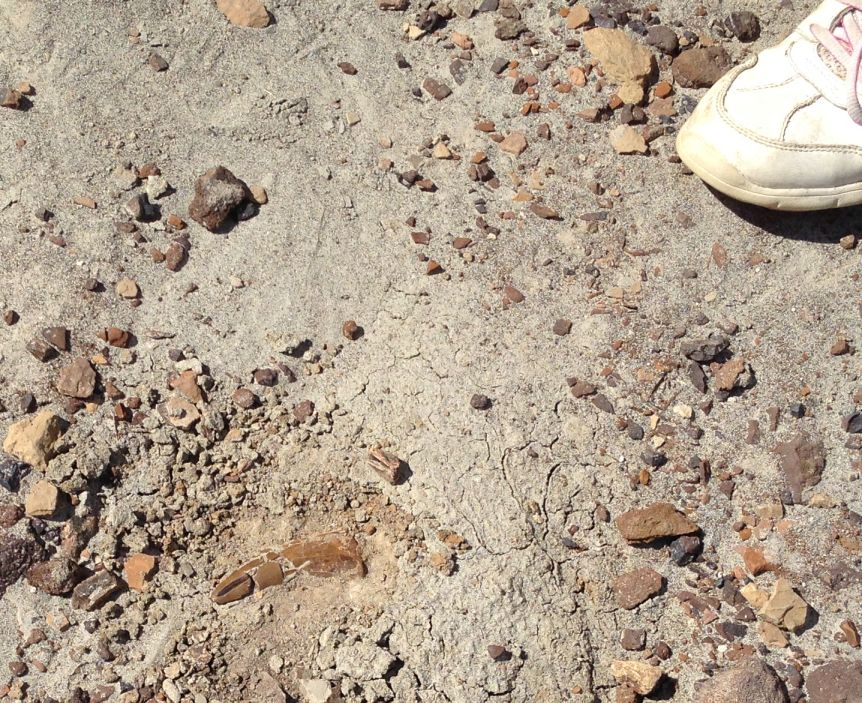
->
124;553;157;591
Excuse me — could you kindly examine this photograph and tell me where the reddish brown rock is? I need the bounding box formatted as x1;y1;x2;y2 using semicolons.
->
807;660;862;703
188;166;251;231
615;502;699;543
56;358;97;399
613;568;664;609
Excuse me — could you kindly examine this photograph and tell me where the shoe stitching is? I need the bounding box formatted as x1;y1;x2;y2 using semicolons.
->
780;94;822;139
717;55;862;155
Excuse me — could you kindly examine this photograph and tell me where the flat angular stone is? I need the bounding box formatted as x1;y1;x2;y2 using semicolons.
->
583;29;654;103
124;553;157;591
615;502;699;543
211;569;254;604
25;480;63;518
613;567;664;609
71;570;122;610
759;578;810;632
774;433;825;502
216;0;270;27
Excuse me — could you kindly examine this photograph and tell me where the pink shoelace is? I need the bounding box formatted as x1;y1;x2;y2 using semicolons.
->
811;0;862;123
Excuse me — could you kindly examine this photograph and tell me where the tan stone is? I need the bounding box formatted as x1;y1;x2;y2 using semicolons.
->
610;660;663;695
250;185;268;204
216;0;270;27
499;132;528;156
566;5;591;29
159;396;201;430
610;125;647;155
3;411;65;469
25;480;62;518
584;29;654;103
759;621;789;648
740;583;769;610
115;277;139;299
759;578;810;632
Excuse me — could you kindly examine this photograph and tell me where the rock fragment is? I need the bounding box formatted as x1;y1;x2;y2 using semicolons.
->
124;554;157;591
216;0;271;27
681;333;729;362
423;78;452;100
610;125;647;154
188;166;252;231
759;578;810;632
583;28;654;103
774;433;826;502
71;570;122;610
726;11;761;42
696;659;789;703
615;503;699;543
3;412;65;469
27;558;78;595
673;47;733;88
499;132;528;155
613;567;664;609
610;660;663;695
25;480;64;518
806;660;862;703
378;0;408;8
56;358;97;399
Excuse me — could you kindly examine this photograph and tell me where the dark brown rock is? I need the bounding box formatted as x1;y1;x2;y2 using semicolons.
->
71;570;122;610
26;337;57;362
553;319;572;336
673;47;733;88
0;533;45;597
41;326;69;351
470;393;492;410
232;388;259;409
0;503;23;527
423;78;452;100
294;399;315;422
620;628;646;651
27;557;78;595
188;166;251;231
697;659;788;703
806;659;862;703
696;659;788;703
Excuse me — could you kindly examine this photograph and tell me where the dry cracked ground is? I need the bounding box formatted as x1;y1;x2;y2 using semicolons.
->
1;0;862;701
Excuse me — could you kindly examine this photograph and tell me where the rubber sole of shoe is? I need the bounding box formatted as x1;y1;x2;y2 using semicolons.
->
676;128;862;212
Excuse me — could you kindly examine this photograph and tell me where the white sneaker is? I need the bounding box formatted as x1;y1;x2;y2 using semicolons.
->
677;0;862;211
